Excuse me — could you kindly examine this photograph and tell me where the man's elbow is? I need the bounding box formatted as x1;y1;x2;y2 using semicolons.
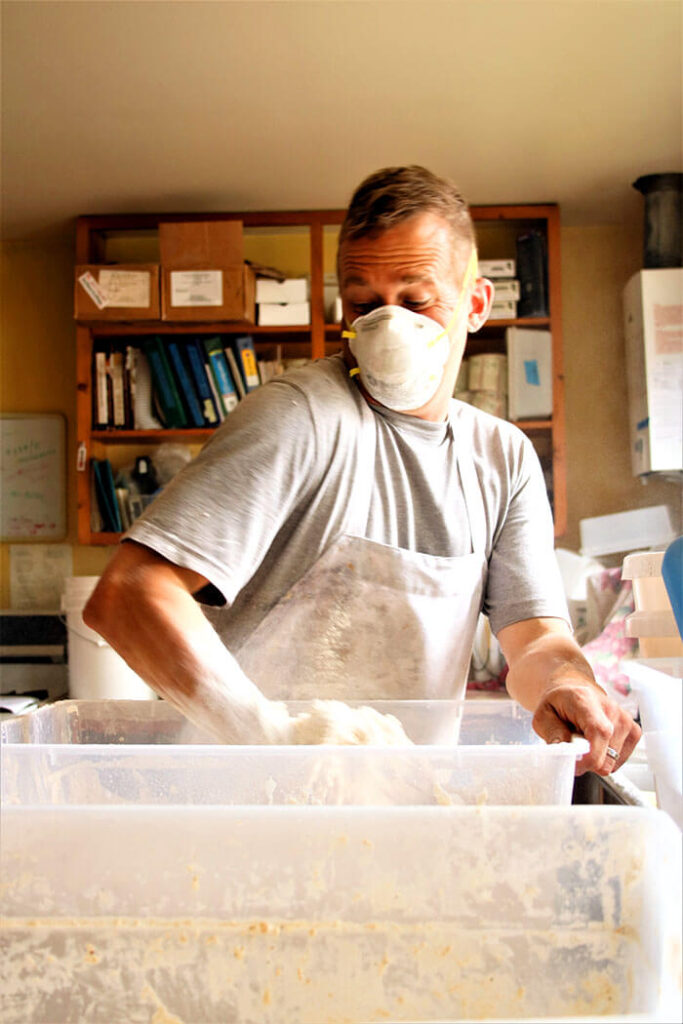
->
82;573;127;645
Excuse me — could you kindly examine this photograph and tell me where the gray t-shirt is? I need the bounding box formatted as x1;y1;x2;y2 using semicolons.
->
126;354;568;650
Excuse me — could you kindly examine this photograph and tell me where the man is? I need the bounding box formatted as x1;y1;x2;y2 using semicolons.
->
85;165;640;772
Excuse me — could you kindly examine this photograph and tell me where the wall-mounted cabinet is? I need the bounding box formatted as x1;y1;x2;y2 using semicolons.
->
75;205;565;543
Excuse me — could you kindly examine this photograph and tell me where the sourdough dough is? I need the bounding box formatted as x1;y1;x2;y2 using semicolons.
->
288;700;413;746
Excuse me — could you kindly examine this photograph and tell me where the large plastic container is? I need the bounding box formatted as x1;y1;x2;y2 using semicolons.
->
622;657;683;829
61;576;156;700
0;699;589;807
0;805;679;1023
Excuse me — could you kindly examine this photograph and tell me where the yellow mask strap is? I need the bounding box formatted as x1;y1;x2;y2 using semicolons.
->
342;247;479;347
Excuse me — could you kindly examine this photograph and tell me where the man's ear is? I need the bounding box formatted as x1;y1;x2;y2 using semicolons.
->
467;277;495;333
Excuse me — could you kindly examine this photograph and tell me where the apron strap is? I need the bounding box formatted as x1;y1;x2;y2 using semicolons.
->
452;413;487;556
349;405;378;537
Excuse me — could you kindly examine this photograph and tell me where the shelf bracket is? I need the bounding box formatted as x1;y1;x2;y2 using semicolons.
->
76;442;88;472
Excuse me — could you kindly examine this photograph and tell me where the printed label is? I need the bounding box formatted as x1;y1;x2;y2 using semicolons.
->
171;270;223;307
98;269;151;308
524;359;541;387
78;271;108;310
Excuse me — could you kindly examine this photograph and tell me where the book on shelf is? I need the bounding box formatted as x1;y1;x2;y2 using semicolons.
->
92;458;122;533
220;344;246;402
107;349;127;428
167;341;207;429
92;339;111;428
203;336;240;414
516;231;548;318
229;335;260;394
123;346;136;428
143;336;188;428
115;487;133;532
186;340;220;426
202;347;227;422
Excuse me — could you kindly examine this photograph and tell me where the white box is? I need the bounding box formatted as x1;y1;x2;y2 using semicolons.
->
580;504;677;557
622;268;683;475
257;300;310;325
505;327;552;420
479;257;515;278
255;277;308;304
488;299;518;320
491;279;521;301
1;804;679;1022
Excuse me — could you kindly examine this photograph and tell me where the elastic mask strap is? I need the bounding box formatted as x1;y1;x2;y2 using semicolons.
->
427;247;479;348
342;247;479;356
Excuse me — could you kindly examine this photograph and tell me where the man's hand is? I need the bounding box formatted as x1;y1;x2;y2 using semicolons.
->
531;680;641;776
498;617;641;776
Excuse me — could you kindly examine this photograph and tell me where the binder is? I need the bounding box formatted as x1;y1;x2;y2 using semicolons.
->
93;459;123;532
167;341;206;428
516;231;548;318
203;336;239;414
231;335;261;393
224;346;246;400
143;336;188;428
186;340;220;425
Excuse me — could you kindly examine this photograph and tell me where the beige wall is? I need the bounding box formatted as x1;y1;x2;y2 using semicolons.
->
1;224;681;604
561;224;681;553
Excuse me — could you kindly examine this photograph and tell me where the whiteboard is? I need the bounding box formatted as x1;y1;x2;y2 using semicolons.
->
0;414;67;541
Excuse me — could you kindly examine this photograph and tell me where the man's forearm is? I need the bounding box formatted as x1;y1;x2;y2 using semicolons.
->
502;624;600;712
84;548;287;743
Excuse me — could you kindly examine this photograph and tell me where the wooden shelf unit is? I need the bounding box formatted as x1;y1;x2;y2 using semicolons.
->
75;205;565;543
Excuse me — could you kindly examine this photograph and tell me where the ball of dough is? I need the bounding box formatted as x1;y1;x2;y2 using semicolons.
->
289;699;413;746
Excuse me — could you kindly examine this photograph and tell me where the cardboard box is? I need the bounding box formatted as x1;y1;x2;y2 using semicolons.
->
257;301;310;326
159;220;243;268
75;265;160;320
255;277;308;304
161;263;255;322
506;327;552;420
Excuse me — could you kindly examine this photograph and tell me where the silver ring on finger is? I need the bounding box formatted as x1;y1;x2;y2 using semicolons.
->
606;746;619;761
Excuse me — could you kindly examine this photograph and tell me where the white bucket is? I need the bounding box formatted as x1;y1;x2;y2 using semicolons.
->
62;576;156;700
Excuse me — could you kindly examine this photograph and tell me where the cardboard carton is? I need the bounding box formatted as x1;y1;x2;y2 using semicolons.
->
161;264;255;323
75;264;160;320
159;220;243;268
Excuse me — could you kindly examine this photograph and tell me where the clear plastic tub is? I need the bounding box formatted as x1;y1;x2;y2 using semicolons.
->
0;804;680;1023
621;657;682;829
1;699;588;807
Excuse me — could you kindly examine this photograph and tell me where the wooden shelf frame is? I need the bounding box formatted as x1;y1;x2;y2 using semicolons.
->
75;205;566;542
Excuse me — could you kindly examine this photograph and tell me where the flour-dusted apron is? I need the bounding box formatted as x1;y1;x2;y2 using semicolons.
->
236;414;487;701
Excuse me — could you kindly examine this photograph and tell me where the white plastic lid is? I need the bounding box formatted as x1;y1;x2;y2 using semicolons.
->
625;610;680;638
621;551;665;579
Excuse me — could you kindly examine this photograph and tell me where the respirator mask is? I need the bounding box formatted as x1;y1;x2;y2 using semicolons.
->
344;249;478;412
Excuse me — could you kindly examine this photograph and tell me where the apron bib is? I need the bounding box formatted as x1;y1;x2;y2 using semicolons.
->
236;412;487;701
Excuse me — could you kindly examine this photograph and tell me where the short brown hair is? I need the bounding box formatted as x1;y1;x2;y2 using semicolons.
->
338;165;476;259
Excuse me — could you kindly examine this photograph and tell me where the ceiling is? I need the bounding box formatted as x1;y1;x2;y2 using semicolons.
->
1;0;682;241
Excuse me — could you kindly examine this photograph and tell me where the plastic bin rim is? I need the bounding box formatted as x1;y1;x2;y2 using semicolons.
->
2;801;662;822
0;738;590;756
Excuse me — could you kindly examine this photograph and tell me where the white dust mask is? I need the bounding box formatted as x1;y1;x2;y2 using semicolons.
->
344;249;478;412
347;306;450;411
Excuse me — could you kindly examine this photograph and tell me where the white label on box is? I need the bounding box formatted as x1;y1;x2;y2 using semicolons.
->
98;269;151;308
78;270;108;309
171;270;223;307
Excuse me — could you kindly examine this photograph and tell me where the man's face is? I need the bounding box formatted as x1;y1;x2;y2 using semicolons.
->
338;211;462;331
338;211;490;420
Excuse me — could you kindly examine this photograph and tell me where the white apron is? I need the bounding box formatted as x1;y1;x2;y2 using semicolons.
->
236;414;487;701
